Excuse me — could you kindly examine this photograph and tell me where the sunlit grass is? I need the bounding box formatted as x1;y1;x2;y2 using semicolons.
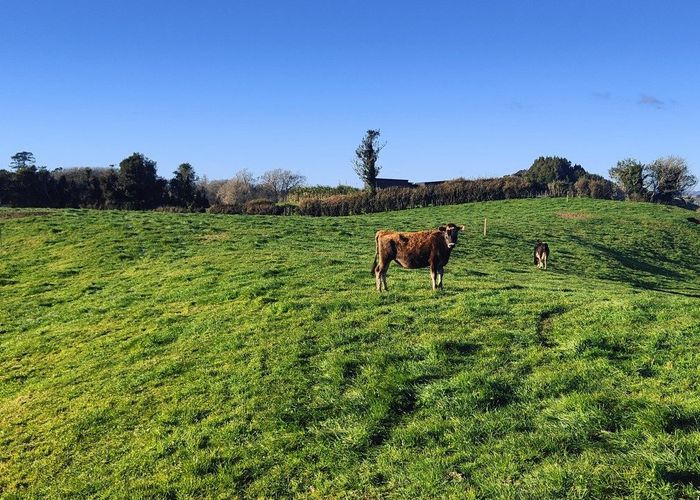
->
1;198;699;497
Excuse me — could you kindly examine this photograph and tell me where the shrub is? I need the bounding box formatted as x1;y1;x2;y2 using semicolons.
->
574;177;591;197
244;198;279;215
288;185;361;203
589;179;614;199
155;205;196;213
547;180;571;197
503;176;537;199
207;203;243;214
289;175;617;217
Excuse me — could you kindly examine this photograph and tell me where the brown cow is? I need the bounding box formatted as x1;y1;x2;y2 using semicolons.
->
372;224;465;291
534;241;549;269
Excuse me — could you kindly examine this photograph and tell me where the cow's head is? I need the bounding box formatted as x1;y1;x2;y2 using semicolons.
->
438;223;465;249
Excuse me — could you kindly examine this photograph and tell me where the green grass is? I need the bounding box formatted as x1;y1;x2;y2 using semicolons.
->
1;198;699;498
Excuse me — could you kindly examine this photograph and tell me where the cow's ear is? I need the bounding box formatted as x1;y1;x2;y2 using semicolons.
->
459;225;465;231
438;225;446;232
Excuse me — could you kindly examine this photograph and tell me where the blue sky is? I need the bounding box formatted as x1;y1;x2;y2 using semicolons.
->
2;0;699;187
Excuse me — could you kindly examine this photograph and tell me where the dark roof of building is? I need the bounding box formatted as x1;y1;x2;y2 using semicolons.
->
375;178;414;188
375;177;450;189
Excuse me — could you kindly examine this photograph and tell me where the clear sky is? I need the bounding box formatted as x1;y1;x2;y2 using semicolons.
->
2;0;699;187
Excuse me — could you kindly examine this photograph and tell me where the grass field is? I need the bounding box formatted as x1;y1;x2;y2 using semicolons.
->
1;198;700;498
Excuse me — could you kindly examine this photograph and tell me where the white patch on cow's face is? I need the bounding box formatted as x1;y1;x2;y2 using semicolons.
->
442;225;460;249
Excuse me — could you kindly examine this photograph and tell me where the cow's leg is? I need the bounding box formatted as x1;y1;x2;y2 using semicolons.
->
375;265;385;291
376;260;389;292
430;264;438;291
438;267;444;289
543;255;547;270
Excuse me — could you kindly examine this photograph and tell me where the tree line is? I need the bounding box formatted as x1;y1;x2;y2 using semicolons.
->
0;152;306;211
0;152;208;210
1;130;696;214
289;154;697;217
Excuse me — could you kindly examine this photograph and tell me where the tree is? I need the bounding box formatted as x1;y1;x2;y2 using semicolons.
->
217;169;257;205
100;168;122;208
609;158;648;200
10;151;36;170
199;177;226;205
353;129;385;193
169;163;198;208
525;156;583;187
0;169;13;205
259;168;305;201
13;166;52;207
118;152;164;209
646;156;697;202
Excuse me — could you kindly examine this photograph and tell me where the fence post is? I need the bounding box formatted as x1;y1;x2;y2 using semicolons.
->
483;217;487;237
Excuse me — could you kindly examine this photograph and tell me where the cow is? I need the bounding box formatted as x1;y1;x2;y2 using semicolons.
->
372;224;465;291
534;242;549;269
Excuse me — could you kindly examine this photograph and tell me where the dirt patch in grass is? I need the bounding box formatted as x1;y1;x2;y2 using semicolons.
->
557;212;590;220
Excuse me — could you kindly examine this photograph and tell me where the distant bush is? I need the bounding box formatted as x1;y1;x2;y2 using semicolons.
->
573;177;591;197
503;176;537;199
571;176;621;200
276;203;297;216
207;203;243;214
288;185;361;203
154;205;204;213
547;180;571;197
244;198;280;215
589;178;615;199
628;192;651;202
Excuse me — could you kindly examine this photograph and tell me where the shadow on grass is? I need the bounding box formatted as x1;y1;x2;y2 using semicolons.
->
367;374;440;448
436;340;481;357
536;306;568;347
586;241;682;280
661;470;700;490
637;286;700;299
565;235;700;296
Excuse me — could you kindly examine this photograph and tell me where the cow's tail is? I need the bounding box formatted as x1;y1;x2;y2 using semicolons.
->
371;232;379;276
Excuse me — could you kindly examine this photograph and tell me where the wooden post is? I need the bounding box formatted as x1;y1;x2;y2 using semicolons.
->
483;217;487;237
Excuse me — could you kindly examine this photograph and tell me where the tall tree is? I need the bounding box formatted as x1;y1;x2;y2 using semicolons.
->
646;156;697;202
609;158;648;200
10;151;36;170
118;152;163;209
169;163;198;207
100;168;122;208
353;129;385;193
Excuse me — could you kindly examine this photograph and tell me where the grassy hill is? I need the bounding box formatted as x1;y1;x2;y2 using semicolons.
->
1;198;699;498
